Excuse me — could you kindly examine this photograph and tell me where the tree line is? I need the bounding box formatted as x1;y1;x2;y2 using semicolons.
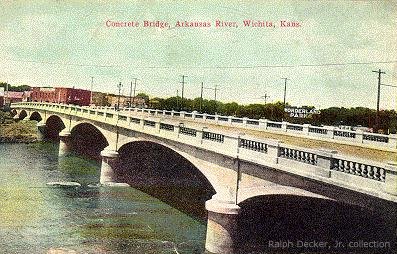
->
1;82;395;133
148;96;397;133
0;82;31;92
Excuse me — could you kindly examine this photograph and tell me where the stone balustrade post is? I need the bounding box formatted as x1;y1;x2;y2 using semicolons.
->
281;121;288;132
36;122;46;141
266;140;281;163
214;115;219;123
388;134;397;149
196;129;204;144
175;125;180;138
384;162;397;196
139;118;145;129
259;119;267;129
100;149;119;184
325;126;335;139
58;130;72;157
316;149;338;178
302;124;310;135
155;119;161;133
242;117;248;126
171;110;175;117
192;111;196;120
205;197;241;254
228;116;232;125
354;130;364;144
180;111;185;118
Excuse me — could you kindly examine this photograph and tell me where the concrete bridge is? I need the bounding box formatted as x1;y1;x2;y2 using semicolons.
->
11;102;397;253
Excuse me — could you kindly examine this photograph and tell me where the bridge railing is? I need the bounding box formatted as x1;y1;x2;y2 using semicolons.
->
81;104;397;150
12;102;397;197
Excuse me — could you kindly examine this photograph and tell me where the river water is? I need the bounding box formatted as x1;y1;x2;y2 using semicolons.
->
0;142;206;254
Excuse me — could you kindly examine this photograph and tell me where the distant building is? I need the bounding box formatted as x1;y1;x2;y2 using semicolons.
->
0;88;31;107
31;87;91;106
22;91;32;102
4;91;25;104
92;91;146;108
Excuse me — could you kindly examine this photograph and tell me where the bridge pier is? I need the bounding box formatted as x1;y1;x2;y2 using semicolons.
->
205;197;241;254
100;149;119;185
58;131;72;157
36;122;46;141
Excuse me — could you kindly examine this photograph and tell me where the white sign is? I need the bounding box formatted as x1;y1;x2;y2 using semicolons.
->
285;107;320;118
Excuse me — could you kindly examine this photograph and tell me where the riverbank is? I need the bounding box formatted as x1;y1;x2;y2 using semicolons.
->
0;117;38;143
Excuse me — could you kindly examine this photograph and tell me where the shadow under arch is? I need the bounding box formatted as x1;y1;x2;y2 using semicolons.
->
10;109;17;116
29;111;42;122
45;115;66;141
70;122;109;160
18;110;27;120
237;194;395;253
117;141;217;221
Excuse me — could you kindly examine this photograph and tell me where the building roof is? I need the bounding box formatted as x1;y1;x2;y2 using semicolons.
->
5;91;24;99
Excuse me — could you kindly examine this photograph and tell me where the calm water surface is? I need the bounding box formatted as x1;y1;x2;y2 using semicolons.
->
0;143;206;254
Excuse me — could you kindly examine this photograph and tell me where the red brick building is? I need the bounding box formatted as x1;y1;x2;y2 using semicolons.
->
4;91;24;104
31;87;91;106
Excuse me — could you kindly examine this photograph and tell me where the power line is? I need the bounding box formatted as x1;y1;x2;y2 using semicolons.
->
3;57;397;70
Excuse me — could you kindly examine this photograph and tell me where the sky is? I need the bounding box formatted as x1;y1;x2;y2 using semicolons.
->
0;0;396;109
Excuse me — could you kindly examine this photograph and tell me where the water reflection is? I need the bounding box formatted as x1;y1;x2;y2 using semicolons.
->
0;143;206;254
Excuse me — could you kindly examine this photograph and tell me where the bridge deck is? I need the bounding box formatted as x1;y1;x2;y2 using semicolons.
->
160;116;397;163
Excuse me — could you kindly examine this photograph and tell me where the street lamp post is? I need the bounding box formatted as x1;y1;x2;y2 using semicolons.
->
117;82;122;110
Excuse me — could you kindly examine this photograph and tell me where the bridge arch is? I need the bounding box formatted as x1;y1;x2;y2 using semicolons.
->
18;109;27;120
10;109;17;116
29;111;42;122
237;193;394;253
70;122;109;159
117;140;217;220
45;115;66;140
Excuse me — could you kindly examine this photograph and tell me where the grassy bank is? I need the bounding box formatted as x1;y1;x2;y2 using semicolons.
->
0;112;38;143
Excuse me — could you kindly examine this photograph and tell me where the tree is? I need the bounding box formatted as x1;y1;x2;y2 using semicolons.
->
0;82;31;92
136;93;149;104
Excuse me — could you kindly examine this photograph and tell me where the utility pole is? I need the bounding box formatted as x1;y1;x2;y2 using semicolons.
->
261;93;270;104
200;82;204;112
281;78;289;109
90;77;94;105
214;84;219;113
180;75;186;110
129;78;139;107
176;89;179;110
372;69;385;130
372;69;397;132
117;82;122;110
